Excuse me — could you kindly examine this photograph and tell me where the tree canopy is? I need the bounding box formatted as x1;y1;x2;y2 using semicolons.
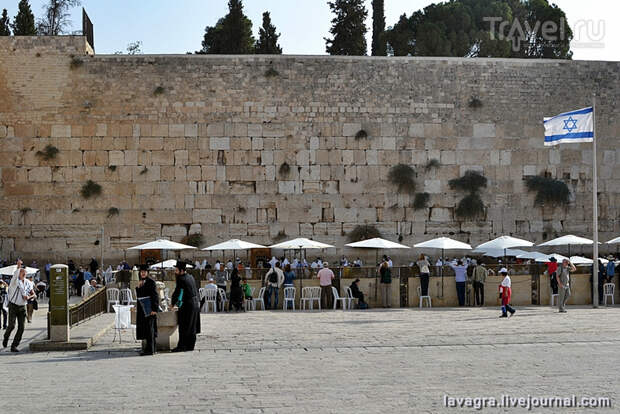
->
371;0;386;56
0;9;11;36
198;0;255;54
37;0;81;35
385;0;572;59
12;0;36;35
325;0;368;55
255;11;282;54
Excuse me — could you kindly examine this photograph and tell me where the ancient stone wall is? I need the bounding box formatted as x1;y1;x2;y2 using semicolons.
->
0;36;619;263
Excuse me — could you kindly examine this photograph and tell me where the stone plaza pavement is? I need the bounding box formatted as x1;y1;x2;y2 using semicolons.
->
2;305;620;413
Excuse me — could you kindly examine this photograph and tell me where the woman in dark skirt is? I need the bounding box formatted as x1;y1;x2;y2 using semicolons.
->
229;268;244;311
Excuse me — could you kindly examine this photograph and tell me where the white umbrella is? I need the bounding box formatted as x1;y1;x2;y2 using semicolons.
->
516;251;549;261
269;238;334;290
127;239;196;268
413;237;472;250
149;259;194;270
127;239;197;250
607;236;620;244
475;236;534;250
473;248;528;258
203;239;266;270
569;256;609;266
345;237;410;249
0;265;39;277
345;238;410;301
413;237;472;297
475;236;534;265
269;237;334;249
203;239;266;251
535;253;569;263
538;235;594;256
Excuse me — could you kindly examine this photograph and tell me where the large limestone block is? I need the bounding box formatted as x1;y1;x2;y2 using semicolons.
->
193;209;222;223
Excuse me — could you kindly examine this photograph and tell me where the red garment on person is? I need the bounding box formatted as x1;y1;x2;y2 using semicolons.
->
499;285;511;306
547;261;558;275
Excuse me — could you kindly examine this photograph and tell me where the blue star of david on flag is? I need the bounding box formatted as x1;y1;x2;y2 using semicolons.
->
543;107;594;146
562;116;578;133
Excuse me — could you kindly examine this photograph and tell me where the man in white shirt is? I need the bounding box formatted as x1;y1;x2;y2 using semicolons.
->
268;256;277;268
3;263;32;352
214;261;221;271
205;278;218;290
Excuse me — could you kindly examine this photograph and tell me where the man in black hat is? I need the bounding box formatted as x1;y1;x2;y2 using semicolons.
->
135;264;160;356
170;260;201;352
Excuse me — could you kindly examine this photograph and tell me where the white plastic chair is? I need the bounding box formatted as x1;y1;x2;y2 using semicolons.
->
603;283;615;305
106;288;120;312
81;283;90;298
417;286;432;308
218;288;229;312
332;287;349;310
120;288;136;306
283;287;296;311
550;293;559;307
112;304;135;344
202;288;218;313
300;287;313;310
345;287;358;309
310;286;321;310
252;287;265;310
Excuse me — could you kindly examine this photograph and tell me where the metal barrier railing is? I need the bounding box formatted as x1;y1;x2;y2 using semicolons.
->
69;287;106;327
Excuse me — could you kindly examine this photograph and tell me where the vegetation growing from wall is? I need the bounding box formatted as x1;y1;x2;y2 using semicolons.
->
449;170;487;220
80;180;102;199
347;224;381;242
525;174;570;207
182;233;204;247
35;144;59;160
388;164;416;195
107;207;119;218
413;192;430;210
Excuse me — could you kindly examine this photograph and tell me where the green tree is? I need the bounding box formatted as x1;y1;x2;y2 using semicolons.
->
371;0;386;56
325;0;368;55
0;9;11;35
198;0;255;54
255;11;282;54
36;0;81;35
12;0;37;35
384;0;571;59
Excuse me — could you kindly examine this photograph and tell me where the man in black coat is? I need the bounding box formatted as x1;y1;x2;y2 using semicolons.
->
171;261;201;352
135;264;160;356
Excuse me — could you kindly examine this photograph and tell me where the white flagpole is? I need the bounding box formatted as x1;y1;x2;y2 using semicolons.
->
592;95;599;308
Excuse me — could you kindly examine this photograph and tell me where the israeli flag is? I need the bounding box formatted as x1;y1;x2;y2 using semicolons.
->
544;106;594;146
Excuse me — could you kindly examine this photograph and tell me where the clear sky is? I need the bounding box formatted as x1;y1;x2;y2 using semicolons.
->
6;0;619;60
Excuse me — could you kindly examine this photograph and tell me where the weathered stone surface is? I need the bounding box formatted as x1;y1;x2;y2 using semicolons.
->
0;36;618;262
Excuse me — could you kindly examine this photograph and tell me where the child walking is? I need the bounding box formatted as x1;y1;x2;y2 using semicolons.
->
499;268;515;318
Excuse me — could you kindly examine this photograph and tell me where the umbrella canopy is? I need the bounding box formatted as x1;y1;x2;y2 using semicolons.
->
345;238;410;249
516;251;549;261
570;256;609;265
538;235;594;247
473;248;528;258
0;265;39;276
607;236;620;244
269;238;334;249
475;236;534;250
127;239;197;250
413;237;472;250
150;259;193;269
535;253;569;263
203;239;266;251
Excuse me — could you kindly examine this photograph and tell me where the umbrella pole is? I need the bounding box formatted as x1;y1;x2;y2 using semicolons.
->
441;248;444;298
375;250;378;303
